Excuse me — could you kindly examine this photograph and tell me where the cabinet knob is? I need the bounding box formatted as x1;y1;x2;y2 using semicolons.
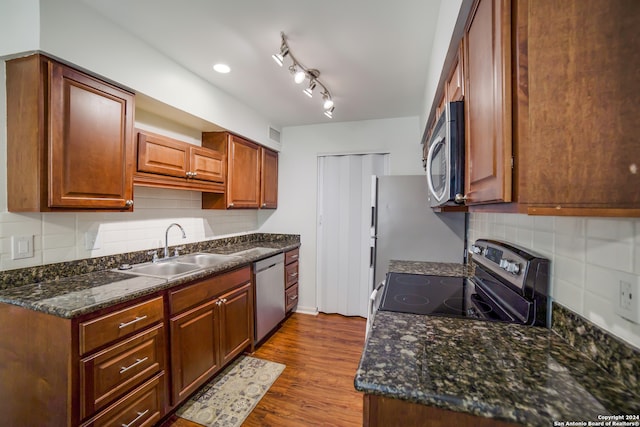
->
191;172;197;177
229;203;235;208
125;199;134;207
454;193;467;204
262;203;267;207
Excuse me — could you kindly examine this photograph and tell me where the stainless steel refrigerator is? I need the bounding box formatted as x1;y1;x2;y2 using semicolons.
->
370;175;467;289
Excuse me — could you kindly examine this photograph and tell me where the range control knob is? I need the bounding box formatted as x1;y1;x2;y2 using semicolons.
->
470;245;484;255
506;261;521;274
499;259;520;274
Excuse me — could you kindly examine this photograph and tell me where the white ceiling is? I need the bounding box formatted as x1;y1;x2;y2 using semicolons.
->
81;0;441;128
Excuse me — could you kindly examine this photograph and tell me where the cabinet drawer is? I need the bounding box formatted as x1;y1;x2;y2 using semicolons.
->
79;296;164;355
285;248;299;264
285;283;298;312
80;324;165;419
169;266;251;315
285;261;299;289
81;372;165;427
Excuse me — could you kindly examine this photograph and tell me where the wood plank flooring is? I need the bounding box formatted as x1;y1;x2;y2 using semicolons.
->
160;312;367;427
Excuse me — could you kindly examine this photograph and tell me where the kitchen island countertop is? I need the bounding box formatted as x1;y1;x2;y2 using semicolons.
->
355;261;640;426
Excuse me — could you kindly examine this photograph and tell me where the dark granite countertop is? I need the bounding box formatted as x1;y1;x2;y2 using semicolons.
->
0;237;299;319
356;261;640;426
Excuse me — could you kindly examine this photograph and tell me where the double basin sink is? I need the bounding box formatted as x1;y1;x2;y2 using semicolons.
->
116;247;277;280
117;252;243;280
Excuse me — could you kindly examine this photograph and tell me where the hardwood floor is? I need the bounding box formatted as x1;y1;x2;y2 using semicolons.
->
160;312;367;427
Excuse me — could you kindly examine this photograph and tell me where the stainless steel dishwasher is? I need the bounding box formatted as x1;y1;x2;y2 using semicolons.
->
254;253;285;344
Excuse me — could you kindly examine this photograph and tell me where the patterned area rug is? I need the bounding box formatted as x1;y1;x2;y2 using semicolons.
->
176;356;285;427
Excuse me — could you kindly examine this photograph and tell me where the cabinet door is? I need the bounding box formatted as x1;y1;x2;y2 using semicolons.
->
218;283;253;366
464;0;512;204
525;0;640;212
446;42;464;102
260;148;278;209
227;135;261;208
170;299;220;405
189;146;225;183
49;61;134;209
137;131;189;179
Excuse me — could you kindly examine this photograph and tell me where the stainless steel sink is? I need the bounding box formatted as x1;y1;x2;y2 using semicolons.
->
176;252;241;267
122;261;202;280
116;252;241;280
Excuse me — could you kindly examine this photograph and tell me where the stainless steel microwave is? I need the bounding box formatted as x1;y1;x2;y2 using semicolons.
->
425;101;465;208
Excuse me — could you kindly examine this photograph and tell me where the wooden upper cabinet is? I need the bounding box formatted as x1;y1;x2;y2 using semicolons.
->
201;131;278;209
228;135;261;208
463;0;513;205
260;147;278;209
7;54;135;211
135;129;225;190
523;0;640;215
137;131;189;178
446;41;465;103
190;146;225;183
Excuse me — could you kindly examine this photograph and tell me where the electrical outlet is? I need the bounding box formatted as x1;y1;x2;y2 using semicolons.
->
11;235;34;260
615;278;640;324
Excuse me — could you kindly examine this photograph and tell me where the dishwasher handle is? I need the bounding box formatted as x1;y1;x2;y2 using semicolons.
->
254;253;285;273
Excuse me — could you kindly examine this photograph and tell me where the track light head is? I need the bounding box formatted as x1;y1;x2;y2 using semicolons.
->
273;32;336;117
303;80;316;97
324;106;335;118
322;92;334;110
272;41;289;67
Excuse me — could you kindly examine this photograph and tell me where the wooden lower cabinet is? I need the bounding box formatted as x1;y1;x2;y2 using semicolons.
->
364;394;520;427
284;248;299;313
0;265;255;425
219;283;253;366
170;299;221;404
81;372;165;427
0;293;167;427
169;266;253;406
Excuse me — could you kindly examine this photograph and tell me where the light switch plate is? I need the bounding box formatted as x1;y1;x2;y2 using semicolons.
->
11;235;34;260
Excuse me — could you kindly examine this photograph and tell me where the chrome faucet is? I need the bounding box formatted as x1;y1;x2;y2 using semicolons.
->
164;223;186;259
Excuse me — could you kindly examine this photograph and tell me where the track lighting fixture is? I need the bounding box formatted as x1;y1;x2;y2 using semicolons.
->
272;32;335;118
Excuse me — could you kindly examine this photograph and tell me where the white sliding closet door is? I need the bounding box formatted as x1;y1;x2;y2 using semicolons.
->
317;153;388;317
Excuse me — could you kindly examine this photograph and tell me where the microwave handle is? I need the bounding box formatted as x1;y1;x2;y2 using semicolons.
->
425;136;444;202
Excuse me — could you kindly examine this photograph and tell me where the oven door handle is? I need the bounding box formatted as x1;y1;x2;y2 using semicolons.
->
426;136;445;202
366;281;386;338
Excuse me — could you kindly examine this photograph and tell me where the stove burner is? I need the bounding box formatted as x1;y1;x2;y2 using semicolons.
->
395;275;431;286
443;297;464;311
393;294;430;306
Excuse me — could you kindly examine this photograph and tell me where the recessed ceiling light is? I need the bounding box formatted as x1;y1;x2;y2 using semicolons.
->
213;63;231;74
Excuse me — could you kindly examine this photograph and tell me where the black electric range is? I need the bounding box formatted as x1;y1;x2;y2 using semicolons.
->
378;239;551;327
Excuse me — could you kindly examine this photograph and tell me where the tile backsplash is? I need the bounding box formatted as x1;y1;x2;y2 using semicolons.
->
468;212;640;349
0;187;261;271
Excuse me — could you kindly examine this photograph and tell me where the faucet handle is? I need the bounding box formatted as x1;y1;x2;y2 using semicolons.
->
173;246;185;257
147;250;159;263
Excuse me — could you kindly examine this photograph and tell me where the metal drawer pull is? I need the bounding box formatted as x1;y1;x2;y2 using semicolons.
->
290;254;298;259
290;295;298;301
120;357;149;374
290;272;298;277
118;315;148;329
121;409;149;427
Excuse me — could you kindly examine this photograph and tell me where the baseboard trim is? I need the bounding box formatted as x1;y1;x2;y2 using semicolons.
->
294;306;319;316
